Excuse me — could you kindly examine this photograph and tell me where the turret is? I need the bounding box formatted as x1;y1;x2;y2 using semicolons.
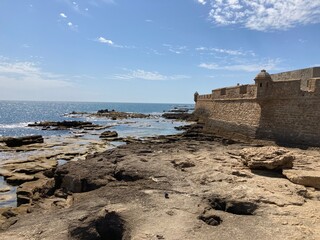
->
194;91;199;102
254;70;272;98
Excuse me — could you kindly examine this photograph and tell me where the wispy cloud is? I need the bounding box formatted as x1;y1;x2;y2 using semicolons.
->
201;0;320;31
60;13;67;18
67;21;78;31
196;46;255;56
21;44;31;48
96;37;134;49
163;44;188;54
199;58;282;72
113;69;190;81
0;59;73;91
97;36;114;46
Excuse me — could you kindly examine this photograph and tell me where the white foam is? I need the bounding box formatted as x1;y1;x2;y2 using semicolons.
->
0;122;30;129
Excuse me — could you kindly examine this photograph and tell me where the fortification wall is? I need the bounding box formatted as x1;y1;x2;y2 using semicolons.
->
212;84;257;99
195;68;320;146
271;67;320;81
195;98;261;138
257;98;320;146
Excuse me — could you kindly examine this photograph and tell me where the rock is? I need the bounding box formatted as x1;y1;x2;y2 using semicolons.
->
162;112;196;121
100;131;118;139
17;177;55;206
93;110;150;119
174;125;192;131
4;135;44;147
0;169;13;178
240;146;294;170
28;121;99;130
283;170;320;189
6;173;37;185
0;186;11;193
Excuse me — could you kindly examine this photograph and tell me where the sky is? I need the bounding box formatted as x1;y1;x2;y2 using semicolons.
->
0;0;320;103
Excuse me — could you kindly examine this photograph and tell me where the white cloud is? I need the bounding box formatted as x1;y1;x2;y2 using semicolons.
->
163;44;188;54
113;69;190;81
96;37;134;48
60;13;67;18
204;0;320;31
66;22;78;31
0;59;73;94
97;37;114;46
199;58;282;72
197;0;207;5
196;46;253;56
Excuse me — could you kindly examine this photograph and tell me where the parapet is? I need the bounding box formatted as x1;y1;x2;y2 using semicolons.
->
271;67;320;82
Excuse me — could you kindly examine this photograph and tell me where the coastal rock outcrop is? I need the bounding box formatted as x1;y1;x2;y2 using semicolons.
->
2;135;44;147
99;131;118;139
28;121;100;130
1;127;320;239
240;146;294;170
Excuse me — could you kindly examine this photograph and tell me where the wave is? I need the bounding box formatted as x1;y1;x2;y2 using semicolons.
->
0;122;31;129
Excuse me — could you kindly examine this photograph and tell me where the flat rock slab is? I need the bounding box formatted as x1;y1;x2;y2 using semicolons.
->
240;146;294;170
6;173;36;185
0;186;11;193
283;169;320;189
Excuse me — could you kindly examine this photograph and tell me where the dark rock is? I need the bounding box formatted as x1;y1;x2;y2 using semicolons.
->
28;121;99;130
94;110;150;120
4;135;44;147
162;112;196;121
174;125;192;131
100;131;118;139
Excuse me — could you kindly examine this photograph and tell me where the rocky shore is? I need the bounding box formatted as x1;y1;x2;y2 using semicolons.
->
0;119;319;239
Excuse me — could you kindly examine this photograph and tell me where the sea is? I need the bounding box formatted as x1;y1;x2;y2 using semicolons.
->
0;100;194;138
0;100;194;207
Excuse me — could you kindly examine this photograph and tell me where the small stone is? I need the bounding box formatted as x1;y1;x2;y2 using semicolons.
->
0;186;11;193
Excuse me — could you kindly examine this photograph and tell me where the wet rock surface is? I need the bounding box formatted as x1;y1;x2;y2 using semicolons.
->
2;135;44;148
28;121;101;131
0;129;320;239
67;110;151;120
100;131;118;139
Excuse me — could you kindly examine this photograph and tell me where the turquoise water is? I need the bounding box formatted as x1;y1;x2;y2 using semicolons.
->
0;101;194;137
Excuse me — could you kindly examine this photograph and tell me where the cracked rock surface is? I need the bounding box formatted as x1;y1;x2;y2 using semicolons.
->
1;133;320;240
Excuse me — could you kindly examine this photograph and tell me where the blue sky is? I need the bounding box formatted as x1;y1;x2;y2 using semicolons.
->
0;0;319;103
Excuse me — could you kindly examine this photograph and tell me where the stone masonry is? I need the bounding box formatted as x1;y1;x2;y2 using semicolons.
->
194;67;320;146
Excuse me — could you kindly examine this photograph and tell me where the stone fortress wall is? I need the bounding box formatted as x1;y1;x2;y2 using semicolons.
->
194;67;320;146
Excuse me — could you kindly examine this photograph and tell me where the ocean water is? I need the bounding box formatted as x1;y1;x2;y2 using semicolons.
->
0;100;194;137
0;101;194;207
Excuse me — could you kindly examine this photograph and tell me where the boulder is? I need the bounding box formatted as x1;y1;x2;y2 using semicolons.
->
283;170;320;189
240;146;294;170
4;135;44;147
100;131;118;139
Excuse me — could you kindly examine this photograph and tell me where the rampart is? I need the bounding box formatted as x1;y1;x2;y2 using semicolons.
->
194;67;320;146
